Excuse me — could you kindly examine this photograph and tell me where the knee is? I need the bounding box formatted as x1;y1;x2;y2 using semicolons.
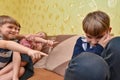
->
19;67;25;77
20;61;27;66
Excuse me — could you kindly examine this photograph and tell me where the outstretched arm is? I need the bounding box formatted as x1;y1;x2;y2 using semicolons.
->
34;37;58;46
0;40;48;59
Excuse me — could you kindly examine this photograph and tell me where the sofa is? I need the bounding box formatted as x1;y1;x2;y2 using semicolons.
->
28;35;80;80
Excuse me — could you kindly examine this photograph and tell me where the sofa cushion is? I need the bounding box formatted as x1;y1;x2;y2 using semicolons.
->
34;35;75;68
53;61;69;76
45;35;80;76
34;56;48;68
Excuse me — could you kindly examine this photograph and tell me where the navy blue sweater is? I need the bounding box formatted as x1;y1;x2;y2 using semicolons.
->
72;37;104;59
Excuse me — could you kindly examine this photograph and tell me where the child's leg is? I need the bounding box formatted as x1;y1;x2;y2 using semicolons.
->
20;61;27;66
13;67;25;80
0;54;27;79
0;70;13;80
0;61;27;76
0;67;25;80
0;62;13;76
12;52;21;80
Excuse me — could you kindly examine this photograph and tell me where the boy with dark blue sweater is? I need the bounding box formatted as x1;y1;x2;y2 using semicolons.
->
64;11;119;80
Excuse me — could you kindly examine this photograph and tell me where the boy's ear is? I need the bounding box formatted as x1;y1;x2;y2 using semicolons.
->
109;27;112;32
109;27;114;36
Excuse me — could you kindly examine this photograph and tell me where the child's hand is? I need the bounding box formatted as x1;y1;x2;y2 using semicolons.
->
25;34;35;41
98;34;114;47
46;40;54;46
46;40;59;47
27;50;48;60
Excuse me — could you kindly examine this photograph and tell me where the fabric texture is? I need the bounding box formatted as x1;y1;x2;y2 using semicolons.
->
0;36;13;69
19;54;34;80
102;37;120;80
45;35;80;76
64;52;110;80
72;36;104;58
34;35;76;69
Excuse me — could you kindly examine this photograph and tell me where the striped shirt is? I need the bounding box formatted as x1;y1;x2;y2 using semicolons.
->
0;36;13;69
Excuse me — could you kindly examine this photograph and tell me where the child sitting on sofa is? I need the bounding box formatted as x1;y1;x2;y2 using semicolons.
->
64;10;113;80
19;31;56;62
0;15;47;80
13;31;57;80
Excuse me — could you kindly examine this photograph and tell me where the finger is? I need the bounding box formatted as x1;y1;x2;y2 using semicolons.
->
34;53;40;60
34;53;39;60
31;54;35;60
40;52;48;56
39;54;42;59
53;41;59;44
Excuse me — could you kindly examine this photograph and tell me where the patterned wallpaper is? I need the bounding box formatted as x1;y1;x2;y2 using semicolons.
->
0;0;120;36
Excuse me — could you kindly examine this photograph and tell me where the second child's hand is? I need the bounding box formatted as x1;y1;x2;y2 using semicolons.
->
98;34;113;48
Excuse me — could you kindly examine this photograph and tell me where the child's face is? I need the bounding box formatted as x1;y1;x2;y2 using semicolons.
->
0;23;20;40
32;42;44;51
36;32;46;39
85;31;110;46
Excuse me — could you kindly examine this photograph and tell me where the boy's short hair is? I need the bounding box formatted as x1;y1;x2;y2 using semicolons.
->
0;15;21;28
82;10;110;36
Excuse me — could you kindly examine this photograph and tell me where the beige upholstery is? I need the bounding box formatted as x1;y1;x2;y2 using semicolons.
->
53;61;69;76
34;56;48;68
45;36;80;75
34;35;76;68
34;35;80;76
29;35;81;80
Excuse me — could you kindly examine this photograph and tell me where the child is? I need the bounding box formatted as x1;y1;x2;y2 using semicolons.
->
72;10;112;59
13;31;56;80
0;15;47;80
8;20;56;79
15;32;57;80
13;32;56;80
20;32;55;52
64;11;113;80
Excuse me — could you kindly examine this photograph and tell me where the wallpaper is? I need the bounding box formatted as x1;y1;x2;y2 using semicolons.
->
0;0;120;36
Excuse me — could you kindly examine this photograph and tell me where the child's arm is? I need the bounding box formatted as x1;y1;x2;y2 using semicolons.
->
34;37;49;43
0;40;48;59
26;35;58;46
34;37;56;46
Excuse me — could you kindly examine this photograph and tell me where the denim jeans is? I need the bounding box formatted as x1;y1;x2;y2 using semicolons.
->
64;37;120;80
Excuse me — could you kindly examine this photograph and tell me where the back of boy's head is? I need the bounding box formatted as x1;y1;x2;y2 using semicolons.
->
82;10;110;36
0;15;21;28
